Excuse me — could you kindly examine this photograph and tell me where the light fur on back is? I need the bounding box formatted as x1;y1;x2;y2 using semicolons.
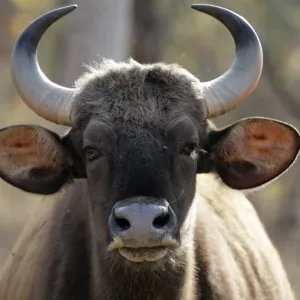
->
194;174;294;299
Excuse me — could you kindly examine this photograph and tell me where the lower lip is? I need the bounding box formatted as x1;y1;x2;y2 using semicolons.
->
118;247;168;262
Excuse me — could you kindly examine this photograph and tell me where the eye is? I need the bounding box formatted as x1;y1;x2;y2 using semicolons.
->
180;142;198;156
84;147;101;162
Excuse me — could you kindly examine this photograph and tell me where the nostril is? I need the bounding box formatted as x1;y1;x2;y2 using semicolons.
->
115;217;131;231
153;213;170;228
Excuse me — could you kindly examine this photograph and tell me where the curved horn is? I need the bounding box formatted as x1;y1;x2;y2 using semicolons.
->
191;4;263;119
11;5;78;125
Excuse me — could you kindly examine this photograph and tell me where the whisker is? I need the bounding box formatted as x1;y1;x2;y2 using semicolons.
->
169;189;184;204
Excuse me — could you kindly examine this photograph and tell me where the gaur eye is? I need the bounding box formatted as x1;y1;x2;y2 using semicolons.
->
84;148;101;162
180;142;198;156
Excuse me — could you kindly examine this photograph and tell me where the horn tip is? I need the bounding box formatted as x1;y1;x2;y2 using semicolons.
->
51;4;77;17
191;4;220;13
57;4;77;15
191;4;209;10
64;4;78;11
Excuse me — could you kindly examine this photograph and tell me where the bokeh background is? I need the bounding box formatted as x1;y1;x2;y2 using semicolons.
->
1;0;300;297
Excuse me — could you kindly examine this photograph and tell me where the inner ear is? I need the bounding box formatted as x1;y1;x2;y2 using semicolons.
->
211;118;300;189
0;125;74;194
0;126;70;170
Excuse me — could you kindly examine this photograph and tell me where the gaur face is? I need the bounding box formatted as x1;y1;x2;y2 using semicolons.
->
82;118;201;262
68;62;212;264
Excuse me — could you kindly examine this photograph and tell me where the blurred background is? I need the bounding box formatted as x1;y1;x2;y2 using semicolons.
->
0;0;300;296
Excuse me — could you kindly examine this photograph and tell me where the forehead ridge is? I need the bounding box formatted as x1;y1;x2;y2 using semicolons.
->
73;59;204;127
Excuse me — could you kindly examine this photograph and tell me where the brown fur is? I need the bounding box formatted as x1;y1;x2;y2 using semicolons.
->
0;175;294;300
72;59;206;127
0;59;297;300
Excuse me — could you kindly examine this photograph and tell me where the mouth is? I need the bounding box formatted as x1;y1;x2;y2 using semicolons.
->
107;236;180;263
118;246;168;262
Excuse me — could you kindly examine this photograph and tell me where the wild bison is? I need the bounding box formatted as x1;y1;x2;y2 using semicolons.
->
0;4;298;300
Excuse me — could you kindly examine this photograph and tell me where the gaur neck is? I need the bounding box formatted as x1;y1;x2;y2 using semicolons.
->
90;239;197;300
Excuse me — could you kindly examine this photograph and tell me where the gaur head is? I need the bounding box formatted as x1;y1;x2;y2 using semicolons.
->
0;4;299;267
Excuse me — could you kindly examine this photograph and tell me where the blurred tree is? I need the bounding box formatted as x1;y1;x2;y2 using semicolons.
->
58;0;133;87
0;0;15;127
132;0;181;63
132;0;163;63
0;0;15;58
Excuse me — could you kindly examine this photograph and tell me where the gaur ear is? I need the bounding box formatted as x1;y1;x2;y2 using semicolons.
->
210;118;300;190
0;125;74;194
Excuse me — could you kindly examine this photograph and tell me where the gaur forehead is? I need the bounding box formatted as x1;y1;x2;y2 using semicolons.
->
72;59;206;128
